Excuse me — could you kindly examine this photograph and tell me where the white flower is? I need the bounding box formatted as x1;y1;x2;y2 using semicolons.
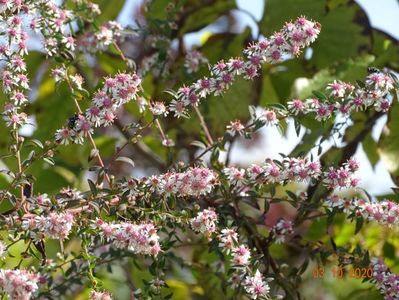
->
0;269;40;300
94;220;161;256
244;270;270;299
190;208;218;237
90;290;113;300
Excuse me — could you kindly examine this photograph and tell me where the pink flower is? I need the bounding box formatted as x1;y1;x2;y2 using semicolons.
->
232;245;251;266
94;220;161;256
22;212;74;240
90;290;113;300
243;270;270;299
190;208;218;237
259;109;278;126
227;120;245;136
0;269;40;300
271;218;294;244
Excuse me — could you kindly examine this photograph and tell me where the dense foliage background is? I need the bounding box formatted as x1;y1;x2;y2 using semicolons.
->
1;0;399;299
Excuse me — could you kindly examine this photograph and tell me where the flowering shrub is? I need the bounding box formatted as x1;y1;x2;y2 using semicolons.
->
0;0;399;299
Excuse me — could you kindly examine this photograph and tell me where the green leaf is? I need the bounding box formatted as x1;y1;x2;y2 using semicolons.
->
312;90;328;100
29;139;44;149
92;0;125;23
43;157;55;166
115;156;135;168
378;96;399;185
354;217;364;235
382;241;395;260
372;29;399;71
179;1;236;36
190;140;207;149
88;179;98;196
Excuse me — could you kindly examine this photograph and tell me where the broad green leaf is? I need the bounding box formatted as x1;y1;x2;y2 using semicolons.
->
179;1;236;35
378;96;399;186
93;0;125;23
372;29;399;71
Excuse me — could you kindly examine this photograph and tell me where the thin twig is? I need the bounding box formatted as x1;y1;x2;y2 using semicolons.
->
15;131;28;213
193;105;214;145
154;119;167;141
113;41;129;66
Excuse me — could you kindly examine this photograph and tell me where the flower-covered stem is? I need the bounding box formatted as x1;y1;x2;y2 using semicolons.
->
193;105;214;145
64;74;111;186
244;221;298;299
168;17;321;118
324;195;399;227
222;71;396;152
370;257;399;299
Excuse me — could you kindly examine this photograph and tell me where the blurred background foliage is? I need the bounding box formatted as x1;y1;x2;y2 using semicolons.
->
1;0;399;299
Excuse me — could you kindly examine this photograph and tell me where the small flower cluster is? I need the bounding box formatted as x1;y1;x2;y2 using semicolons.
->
217;228;271;299
286;71;395;121
22;212;74;240
244;16;320;62
0;269;40;300
169;17;320;117
36;2;74;56
94;219;161;256
223;157;322;187
190;223;270;299
149;101;168;116
324;195;355;214
147;167;218;197
80;21;123;52
23;193;52;213
322;158;359;189
271;218;294;244
184;50;208;73
357;199;399;227
0;1;32;130
190;208;218;238
325;196;399;227
231;71;397;140
138;53;161;77
243;270;271;300
1;0;98;57
90;290;114;300
370;258;399;299
223;167;246;185
135;35;177;78
55;73;142;144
